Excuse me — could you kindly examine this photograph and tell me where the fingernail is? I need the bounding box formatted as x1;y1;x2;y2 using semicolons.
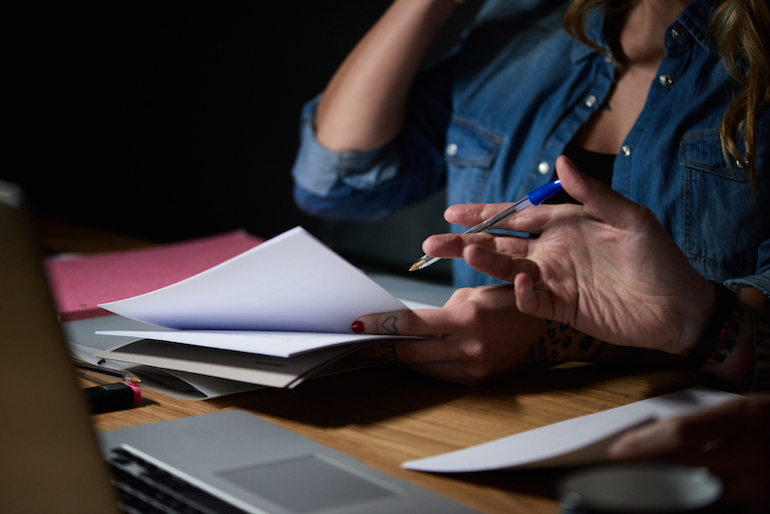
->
351;321;365;333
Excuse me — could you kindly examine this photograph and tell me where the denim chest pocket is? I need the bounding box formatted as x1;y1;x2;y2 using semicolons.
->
680;127;769;279
445;115;502;167
445;115;503;204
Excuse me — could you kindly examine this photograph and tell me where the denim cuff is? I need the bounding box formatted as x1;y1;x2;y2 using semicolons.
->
291;98;396;197
725;270;770;297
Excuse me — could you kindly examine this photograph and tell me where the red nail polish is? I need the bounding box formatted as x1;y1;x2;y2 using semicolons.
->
351;321;365;333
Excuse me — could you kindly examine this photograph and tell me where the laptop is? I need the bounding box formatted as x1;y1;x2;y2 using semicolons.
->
0;182;476;514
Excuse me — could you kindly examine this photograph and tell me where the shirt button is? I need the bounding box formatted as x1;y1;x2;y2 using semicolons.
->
659;74;674;86
585;95;598;108
621;145;632;157
446;143;458;156
670;28;684;39
538;161;551;175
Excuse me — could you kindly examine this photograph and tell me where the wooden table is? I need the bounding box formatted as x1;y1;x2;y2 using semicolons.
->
85;349;700;513
49;220;701;513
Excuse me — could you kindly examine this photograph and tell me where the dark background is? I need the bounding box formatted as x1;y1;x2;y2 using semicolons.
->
8;1;481;279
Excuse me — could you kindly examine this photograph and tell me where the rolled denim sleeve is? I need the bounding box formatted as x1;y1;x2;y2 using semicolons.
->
291;54;454;222
292;98;401;199
725;239;770;296
725;273;770;297
291;98;415;221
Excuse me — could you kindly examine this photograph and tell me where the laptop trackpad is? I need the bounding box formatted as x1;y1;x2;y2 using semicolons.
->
217;454;398;513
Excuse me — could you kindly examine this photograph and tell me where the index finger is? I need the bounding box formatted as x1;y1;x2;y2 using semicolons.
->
352;308;458;337
444;201;558;234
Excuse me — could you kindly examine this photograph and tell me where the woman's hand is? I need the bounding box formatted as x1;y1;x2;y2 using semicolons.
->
608;394;770;513
353;284;593;385
423;156;717;355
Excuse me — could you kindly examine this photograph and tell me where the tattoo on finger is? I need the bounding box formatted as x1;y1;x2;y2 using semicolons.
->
379;341;399;361
381;316;399;334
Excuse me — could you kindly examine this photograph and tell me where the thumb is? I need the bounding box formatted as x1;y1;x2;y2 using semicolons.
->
514;271;554;319
555;155;642;229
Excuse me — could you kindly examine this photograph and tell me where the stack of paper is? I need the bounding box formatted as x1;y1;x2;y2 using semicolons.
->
89;227;421;390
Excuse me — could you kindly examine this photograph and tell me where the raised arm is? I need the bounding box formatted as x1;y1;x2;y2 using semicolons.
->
314;0;461;152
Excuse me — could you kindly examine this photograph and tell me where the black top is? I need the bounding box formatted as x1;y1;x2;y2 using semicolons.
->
545;143;616;204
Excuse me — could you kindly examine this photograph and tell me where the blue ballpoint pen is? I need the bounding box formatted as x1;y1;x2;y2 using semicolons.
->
409;179;563;271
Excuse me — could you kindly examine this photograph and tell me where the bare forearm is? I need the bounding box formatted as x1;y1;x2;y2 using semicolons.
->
315;0;458;151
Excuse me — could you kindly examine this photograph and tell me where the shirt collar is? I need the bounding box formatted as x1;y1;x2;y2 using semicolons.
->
570;0;717;63
678;0;715;50
570;7;613;64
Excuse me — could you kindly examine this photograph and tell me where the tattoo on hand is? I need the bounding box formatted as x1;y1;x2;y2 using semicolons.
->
525;345;537;362
590;342;609;359
706;303;742;367
579;335;596;352
381;316;399;334
534;323;606;362
378;341;399;361
518;322;609;374
722;284;770;388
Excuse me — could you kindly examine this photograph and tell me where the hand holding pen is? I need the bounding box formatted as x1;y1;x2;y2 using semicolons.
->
410;179;563;271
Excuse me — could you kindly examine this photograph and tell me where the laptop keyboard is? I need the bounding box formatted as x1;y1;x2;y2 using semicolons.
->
108;447;247;514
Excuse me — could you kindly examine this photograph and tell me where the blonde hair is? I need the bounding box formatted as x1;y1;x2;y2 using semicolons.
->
563;0;769;189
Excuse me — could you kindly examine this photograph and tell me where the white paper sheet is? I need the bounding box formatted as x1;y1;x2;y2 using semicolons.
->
66;267;451;395
94;330;415;358
65;318;262;400
99;227;408;333
402;387;741;472
95;338;366;389
129;366;261;400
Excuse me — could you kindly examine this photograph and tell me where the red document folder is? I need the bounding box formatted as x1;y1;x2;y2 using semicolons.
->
44;230;264;321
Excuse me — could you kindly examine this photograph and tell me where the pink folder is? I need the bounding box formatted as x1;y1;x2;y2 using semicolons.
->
44;230;264;321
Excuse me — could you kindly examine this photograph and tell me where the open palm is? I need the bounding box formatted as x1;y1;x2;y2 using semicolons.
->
426;156;715;354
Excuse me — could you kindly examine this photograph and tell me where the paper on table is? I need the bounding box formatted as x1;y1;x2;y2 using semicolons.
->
96;299;434;360
95;338;371;389
99;226;408;333
128;366;260;400
95;330;415;358
402;387;741;472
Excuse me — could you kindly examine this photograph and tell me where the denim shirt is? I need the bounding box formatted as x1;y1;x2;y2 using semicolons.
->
292;0;769;293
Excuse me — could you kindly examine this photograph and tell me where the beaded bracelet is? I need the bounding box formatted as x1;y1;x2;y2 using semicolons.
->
671;282;738;371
